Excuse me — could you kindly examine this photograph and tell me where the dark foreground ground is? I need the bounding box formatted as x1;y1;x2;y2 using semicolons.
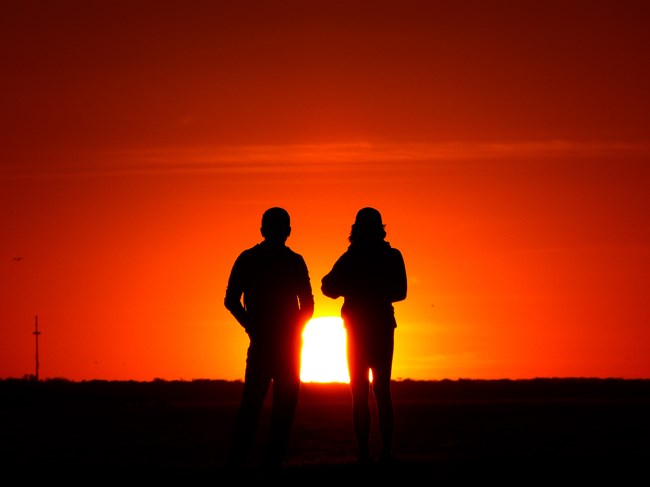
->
2;378;649;481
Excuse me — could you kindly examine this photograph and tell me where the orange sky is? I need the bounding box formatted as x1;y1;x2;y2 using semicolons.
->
2;0;649;381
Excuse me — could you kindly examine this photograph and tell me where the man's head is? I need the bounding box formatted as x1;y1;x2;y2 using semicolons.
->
261;207;291;242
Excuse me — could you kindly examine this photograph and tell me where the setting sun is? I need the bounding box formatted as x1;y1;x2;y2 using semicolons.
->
301;317;349;383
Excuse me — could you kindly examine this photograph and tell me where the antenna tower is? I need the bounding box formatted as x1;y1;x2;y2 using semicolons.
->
33;315;41;381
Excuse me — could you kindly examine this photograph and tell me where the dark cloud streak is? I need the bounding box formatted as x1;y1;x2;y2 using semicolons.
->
1;0;649;160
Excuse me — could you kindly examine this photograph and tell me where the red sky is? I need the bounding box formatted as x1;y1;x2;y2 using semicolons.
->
2;0;649;381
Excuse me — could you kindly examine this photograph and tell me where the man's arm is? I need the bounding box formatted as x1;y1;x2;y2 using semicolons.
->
224;255;251;330
297;256;315;325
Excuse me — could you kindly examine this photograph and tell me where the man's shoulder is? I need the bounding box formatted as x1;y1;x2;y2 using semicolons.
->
233;244;263;263
240;243;305;260
283;246;308;264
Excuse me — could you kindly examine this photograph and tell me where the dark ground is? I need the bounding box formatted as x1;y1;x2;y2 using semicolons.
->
2;378;649;481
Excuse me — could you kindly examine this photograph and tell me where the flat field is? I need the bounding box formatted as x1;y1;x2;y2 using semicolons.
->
2;378;649;481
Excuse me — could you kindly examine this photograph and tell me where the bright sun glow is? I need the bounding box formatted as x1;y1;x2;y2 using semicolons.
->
301;316;349;383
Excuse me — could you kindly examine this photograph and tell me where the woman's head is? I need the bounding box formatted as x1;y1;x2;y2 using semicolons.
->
349;207;386;243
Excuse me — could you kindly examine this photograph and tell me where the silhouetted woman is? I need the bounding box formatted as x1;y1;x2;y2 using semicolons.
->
321;207;407;464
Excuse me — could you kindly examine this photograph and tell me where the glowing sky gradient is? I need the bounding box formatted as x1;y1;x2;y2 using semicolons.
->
2;0;649;381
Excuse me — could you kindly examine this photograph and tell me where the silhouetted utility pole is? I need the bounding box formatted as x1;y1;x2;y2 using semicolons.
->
33;315;40;381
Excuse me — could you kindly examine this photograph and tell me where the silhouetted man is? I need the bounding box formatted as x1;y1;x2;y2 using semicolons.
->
225;207;315;468
321;207;407;465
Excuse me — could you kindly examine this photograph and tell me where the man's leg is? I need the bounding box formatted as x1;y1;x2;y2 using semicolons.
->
228;347;270;467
